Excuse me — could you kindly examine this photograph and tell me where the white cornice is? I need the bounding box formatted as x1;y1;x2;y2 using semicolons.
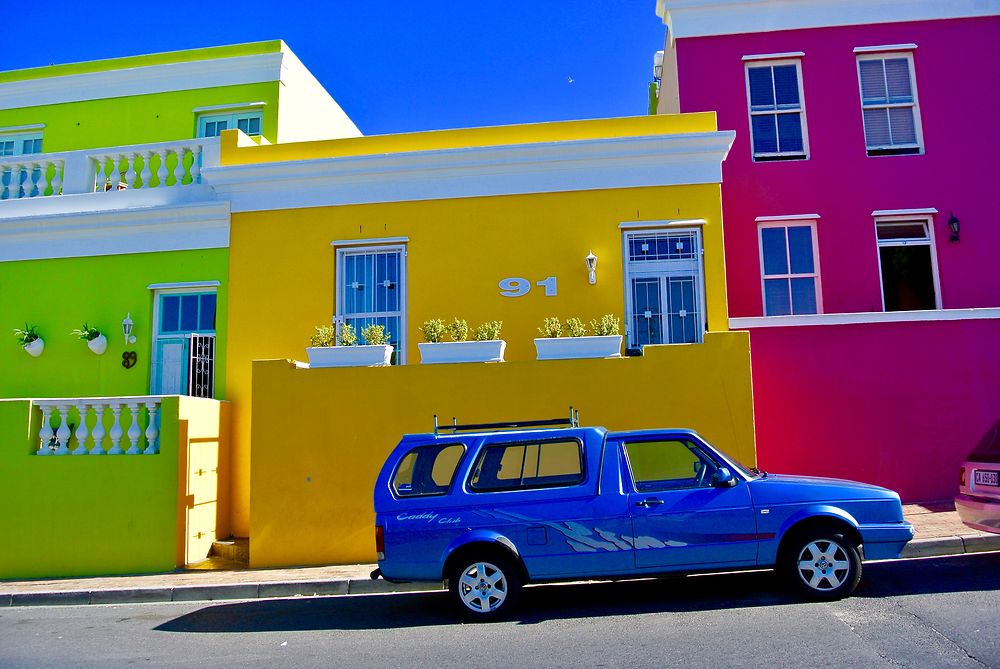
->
730;308;1000;329
0;53;283;111
203;130;736;213
0;200;230;262
658;0;1000;39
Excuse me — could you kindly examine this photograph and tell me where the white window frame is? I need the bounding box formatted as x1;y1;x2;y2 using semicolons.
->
334;243;408;364
757;218;823;316
621;227;707;350
0;130;43;157
744;57;809;162
855;50;924;156
873;213;941;311
196;110;263;138
149;285;219;397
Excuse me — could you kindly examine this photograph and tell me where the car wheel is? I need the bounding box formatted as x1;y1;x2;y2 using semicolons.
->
781;530;861;600
448;552;522;620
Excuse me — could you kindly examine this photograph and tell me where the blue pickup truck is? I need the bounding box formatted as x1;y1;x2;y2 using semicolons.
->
373;416;913;619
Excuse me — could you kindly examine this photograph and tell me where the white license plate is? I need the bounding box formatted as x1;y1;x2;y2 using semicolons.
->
974;470;1000;487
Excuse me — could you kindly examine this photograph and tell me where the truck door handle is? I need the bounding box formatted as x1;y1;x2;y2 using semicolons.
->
635;498;664;507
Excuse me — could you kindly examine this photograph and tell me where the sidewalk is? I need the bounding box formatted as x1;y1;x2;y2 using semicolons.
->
2;501;997;608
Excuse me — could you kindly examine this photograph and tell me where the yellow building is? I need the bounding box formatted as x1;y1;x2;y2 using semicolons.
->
207;114;755;567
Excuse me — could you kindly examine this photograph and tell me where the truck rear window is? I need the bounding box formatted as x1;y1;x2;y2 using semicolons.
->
469;439;583;492
393;443;465;497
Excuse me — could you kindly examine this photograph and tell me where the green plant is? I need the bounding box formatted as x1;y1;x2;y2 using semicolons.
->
448;318;469;342
309;324;337;347
473;320;503;341
538;317;562;338
590;314;620;336
421;318;446;343
70;323;101;341
338;323;358;347
565;317;588;337
13;324;40;346
361;324;390;346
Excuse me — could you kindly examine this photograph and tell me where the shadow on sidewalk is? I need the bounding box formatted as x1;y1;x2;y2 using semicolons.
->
154;552;1000;633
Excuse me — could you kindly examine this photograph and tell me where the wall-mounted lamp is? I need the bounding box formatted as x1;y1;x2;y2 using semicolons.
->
122;313;136;345
653;50;664;81
585;250;598;285
948;213;960;242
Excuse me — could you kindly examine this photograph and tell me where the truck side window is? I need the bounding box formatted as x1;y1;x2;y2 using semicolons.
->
393;443;465;497
624;439;718;492
470;439;583;492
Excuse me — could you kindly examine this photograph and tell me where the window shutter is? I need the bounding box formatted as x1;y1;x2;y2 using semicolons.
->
859;60;886;103
863;108;891;146
884;58;913;102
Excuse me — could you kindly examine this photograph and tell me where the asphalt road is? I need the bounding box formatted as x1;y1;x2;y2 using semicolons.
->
1;552;998;669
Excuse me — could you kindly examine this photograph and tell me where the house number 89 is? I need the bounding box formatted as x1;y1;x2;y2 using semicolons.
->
499;276;557;297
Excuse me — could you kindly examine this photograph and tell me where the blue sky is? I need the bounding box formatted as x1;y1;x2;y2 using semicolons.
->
4;2;665;135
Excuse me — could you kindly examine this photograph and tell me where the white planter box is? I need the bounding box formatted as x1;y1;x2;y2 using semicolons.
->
534;335;623;360
418;340;506;365
87;334;108;355
23;338;44;357
306;345;393;368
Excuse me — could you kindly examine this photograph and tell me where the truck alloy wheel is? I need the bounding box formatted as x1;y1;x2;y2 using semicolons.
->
449;555;521;620
783;531;861;600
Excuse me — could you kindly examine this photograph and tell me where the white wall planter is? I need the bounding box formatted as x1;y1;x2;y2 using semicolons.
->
418;340;506;365
87;334;108;355
306;344;393;368
534;335;623;361
23;338;44;357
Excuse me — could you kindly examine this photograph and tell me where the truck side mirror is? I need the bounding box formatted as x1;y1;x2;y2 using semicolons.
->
712;467;737;488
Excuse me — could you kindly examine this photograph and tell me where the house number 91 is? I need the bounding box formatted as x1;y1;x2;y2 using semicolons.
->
499;276;558;297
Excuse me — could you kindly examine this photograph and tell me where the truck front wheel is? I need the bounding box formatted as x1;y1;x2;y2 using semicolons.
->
781;529;862;600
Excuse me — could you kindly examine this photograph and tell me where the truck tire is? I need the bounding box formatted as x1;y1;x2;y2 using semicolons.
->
448;552;522;620
781;529;862;600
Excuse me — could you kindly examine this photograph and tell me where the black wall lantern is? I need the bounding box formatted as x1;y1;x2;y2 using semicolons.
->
948;212;960;242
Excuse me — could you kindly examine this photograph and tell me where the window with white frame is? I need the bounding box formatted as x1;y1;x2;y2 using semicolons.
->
875;218;939;311
150;289;217;398
336;245;406;363
623;228;705;351
197;110;262;138
759;221;821;316
745;59;808;161
0;131;42;157
857;52;922;156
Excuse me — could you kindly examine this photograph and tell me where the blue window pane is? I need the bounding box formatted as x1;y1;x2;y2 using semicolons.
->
764;278;791;316
773;65;800;108
790;278;817;314
160;295;180;333
631;279;662;346
776;113;804;153
237;118;249;133
181;294;200;331
859;60;886;103
751;115;778;154
200;294;217;331
761;227;788;275
884;58;912;103
668;278;697;344
748;67;775;110
787;226;815;274
247;117;261;135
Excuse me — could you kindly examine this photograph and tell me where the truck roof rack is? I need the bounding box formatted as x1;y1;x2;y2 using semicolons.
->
434;407;579;435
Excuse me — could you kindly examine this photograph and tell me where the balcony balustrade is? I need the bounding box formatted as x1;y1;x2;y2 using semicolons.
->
33;397;161;456
0;137;219;201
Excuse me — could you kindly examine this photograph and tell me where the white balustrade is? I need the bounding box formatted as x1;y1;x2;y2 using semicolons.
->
0;136;218;201
32;398;162;456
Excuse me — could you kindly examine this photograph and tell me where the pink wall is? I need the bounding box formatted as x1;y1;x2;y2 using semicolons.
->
748;318;1000;502
676;16;1000;317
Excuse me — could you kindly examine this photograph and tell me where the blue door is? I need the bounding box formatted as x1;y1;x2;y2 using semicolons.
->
621;437;758;570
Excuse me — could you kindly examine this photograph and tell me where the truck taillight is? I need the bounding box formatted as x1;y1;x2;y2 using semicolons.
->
960;468;966;487
375;525;385;560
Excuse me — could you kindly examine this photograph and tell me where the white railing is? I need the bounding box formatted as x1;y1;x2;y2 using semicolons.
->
1;137;219;201
33;397;161;456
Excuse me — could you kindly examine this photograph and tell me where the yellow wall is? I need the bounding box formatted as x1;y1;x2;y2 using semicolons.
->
249;332;754;567
226;183;730;536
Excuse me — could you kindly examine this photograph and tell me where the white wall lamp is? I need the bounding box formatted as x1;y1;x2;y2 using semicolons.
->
585;250;598;285
122;313;136;345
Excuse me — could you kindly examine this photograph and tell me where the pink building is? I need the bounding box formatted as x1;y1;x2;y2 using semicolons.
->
655;0;1000;501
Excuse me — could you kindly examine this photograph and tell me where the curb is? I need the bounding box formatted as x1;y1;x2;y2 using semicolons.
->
3;535;997;608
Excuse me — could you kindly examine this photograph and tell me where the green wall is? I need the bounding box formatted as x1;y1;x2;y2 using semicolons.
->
0;249;228;400
0;398;180;579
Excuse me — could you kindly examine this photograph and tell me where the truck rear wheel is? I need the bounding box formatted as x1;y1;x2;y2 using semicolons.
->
448;552;522;620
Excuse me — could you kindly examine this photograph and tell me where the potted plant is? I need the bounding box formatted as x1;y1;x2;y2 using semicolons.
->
14;324;44;357
534;314;622;360
418;317;506;364
71;322;107;355
305;322;393;368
